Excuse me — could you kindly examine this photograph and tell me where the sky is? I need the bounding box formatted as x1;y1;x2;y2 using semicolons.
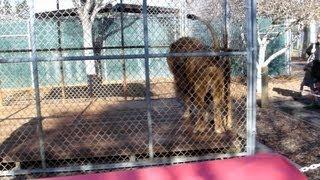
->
34;0;74;12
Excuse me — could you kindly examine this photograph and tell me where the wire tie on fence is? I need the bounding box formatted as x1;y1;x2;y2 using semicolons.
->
310;165;317;170
300;167;308;172
300;163;320;172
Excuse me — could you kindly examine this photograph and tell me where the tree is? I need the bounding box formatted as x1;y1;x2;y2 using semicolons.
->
3;0;12;15
0;1;3;15
72;0;116;95
72;0;141;96
187;0;320;107
185;0;246;48
256;0;320;97
16;0;29;18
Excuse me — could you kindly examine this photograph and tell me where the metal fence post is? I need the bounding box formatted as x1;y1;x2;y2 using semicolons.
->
246;0;257;155
120;0;128;100
27;21;35;91
179;0;186;37
29;0;46;168
223;0;229;49
56;0;66;100
142;0;154;159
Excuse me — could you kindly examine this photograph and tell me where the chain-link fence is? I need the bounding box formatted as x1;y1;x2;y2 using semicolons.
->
0;0;256;177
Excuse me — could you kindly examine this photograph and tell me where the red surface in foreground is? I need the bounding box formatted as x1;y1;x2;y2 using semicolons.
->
40;153;307;180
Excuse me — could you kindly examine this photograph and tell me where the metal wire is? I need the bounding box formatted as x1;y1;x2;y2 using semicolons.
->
0;0;254;177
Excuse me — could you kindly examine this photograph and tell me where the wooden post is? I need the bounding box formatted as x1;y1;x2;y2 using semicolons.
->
261;66;269;108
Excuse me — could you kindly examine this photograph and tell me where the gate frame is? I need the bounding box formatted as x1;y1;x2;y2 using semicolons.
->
0;0;257;176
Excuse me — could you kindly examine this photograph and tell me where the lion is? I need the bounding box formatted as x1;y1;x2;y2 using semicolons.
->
167;14;232;134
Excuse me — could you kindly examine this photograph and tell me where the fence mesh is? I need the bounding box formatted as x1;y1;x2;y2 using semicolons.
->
0;0;253;177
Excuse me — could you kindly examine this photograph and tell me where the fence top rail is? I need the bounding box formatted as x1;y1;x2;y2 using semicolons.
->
0;153;247;176
0;45;170;54
0;51;247;64
0;46;245;54
35;3;179;19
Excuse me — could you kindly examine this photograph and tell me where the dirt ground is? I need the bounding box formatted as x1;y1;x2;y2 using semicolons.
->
257;59;320;179
0;77;247;178
1;58;319;178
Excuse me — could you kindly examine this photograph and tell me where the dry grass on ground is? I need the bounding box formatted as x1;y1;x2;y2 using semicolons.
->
257;61;320;179
257;107;320;179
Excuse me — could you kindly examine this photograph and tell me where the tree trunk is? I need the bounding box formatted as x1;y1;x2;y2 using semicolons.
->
284;25;292;75
261;66;269;108
82;18;98;97
257;43;267;93
82;20;96;75
257;65;262;93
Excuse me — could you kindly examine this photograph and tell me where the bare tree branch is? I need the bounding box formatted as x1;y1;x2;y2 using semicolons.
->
264;26;277;41
266;18;303;43
72;0;85;17
103;17;140;39
95;0;106;8
84;0;93;14
264;32;301;66
258;0;320;23
72;0;81;8
264;47;288;66
90;2;107;23
257;32;262;45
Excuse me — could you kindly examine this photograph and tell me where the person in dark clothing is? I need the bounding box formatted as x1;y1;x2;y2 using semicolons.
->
302;33;320;107
306;35;320;60
306;33;320;81
300;34;320;92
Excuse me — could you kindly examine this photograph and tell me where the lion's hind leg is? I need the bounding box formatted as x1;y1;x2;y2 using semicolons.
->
209;68;226;134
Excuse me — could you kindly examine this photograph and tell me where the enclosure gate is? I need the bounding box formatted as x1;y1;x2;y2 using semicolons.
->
0;0;256;176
